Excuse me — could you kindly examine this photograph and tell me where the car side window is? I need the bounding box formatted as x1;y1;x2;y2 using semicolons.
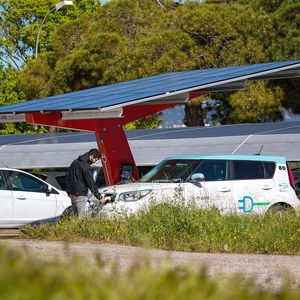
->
0;172;5;190
192;160;227;181
233;161;266;180
8;171;48;193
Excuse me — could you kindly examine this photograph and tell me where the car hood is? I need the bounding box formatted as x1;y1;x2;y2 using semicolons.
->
58;190;68;197
99;182;181;195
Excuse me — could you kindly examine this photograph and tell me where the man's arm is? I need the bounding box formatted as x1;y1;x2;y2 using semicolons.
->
83;167;102;200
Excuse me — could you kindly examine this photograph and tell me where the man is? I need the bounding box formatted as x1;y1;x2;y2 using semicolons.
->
66;148;108;217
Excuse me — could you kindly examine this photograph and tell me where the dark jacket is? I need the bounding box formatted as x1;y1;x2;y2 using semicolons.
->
66;153;101;199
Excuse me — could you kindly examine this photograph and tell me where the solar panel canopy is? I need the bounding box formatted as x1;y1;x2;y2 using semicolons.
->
0;60;300;120
2;61;300;185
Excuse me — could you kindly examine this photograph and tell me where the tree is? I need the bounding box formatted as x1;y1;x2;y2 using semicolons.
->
210;0;300;115
15;0;300;131
0;63;47;133
20;0;180;129
183;98;205;127
171;1;271;124
124;114;164;130
196;0;300;121
252;0;300;115
0;0;101;67
228;81;283;123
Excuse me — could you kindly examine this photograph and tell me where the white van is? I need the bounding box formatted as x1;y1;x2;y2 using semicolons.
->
99;155;300;215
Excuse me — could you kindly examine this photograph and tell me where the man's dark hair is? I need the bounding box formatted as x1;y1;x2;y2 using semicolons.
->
88;148;101;159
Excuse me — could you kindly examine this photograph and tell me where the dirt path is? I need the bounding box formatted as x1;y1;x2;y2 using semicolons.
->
1;239;300;290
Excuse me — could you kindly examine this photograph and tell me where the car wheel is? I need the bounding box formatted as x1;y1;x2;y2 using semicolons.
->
267;203;295;215
61;207;73;220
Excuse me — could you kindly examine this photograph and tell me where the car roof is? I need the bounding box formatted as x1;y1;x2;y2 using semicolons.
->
0;167;52;178
0;167;25;172
165;154;286;164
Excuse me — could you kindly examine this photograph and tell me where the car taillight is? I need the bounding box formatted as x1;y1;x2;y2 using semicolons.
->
287;164;295;189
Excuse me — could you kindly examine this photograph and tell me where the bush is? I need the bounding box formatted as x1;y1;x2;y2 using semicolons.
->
21;203;300;255
0;245;300;300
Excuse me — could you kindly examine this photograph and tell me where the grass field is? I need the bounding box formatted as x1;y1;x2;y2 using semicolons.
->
0;245;300;300
21;203;300;255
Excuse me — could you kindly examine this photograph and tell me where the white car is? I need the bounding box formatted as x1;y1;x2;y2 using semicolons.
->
99;155;300;216
0;168;71;228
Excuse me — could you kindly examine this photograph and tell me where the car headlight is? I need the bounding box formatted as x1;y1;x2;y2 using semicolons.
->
119;189;152;202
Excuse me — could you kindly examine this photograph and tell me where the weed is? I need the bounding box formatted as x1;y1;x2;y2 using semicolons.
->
21;203;300;255
0;245;299;299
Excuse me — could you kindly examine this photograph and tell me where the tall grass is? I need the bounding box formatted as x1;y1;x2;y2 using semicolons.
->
22;203;300;255
0;245;299;300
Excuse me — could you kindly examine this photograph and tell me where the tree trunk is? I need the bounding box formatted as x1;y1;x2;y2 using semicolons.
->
184;101;205;127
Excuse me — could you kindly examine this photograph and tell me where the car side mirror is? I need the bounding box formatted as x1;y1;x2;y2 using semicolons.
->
46;185;53;194
190;173;205;182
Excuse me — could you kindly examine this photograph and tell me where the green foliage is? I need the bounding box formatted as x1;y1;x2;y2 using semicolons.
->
175;3;268;66
124;114;164;130
1;244;300;299
22;203;300;255
0;0;101;66
53;32;127;92
19;55;54;99
0;64;25;104
0;63;46;133
130;29;198;75
228;81;283;123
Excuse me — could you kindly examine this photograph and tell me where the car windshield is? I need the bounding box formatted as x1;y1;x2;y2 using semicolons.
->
139;159;200;183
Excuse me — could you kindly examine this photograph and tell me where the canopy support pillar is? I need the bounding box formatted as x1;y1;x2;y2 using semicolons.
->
93;119;138;185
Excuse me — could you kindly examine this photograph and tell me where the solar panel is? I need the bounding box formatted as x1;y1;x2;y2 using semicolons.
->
0;60;299;115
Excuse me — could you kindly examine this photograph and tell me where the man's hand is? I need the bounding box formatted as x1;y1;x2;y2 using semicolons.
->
99;195;111;204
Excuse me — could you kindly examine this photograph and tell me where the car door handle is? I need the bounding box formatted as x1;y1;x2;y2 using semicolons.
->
220;188;231;193
262;186;272;190
16;196;26;200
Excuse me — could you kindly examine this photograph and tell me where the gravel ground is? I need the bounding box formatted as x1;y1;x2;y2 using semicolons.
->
1;239;300;291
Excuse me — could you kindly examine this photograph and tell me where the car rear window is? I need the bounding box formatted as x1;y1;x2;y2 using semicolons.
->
233;160;275;180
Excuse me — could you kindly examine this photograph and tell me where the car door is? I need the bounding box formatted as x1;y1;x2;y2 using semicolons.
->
7;170;58;225
0;171;14;227
184;159;233;212
232;160;277;214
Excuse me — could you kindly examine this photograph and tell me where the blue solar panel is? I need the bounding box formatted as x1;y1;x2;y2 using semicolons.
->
0;60;299;114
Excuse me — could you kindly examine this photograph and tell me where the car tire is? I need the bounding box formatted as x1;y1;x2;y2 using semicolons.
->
267;203;295;215
61;207;73;220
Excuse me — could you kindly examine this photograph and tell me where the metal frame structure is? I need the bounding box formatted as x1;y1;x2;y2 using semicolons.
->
0;61;300;184
24;103;178;185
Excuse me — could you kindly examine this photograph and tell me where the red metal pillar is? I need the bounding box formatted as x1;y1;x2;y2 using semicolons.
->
99;103;177;184
93;120;138;185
